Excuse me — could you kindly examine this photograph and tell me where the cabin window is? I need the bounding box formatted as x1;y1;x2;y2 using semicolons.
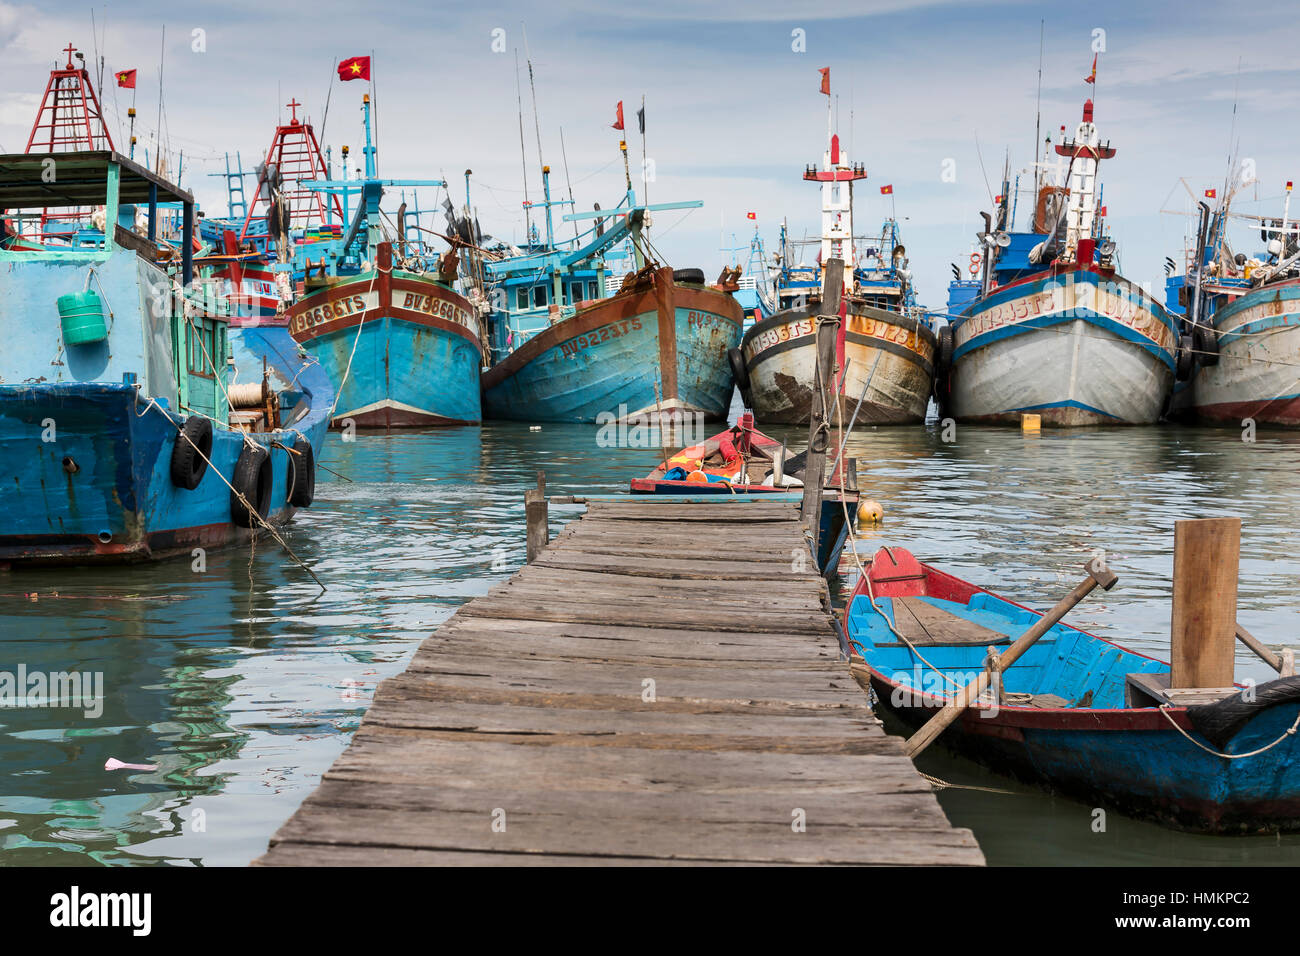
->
515;288;528;311
588;281;598;299
187;323;216;379
571;282;584;302
532;286;546;308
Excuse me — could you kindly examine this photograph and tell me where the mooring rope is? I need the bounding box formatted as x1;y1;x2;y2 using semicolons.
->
1157;703;1300;760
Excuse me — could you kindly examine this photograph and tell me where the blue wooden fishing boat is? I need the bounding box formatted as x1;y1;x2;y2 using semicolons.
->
630;414;858;574
0;150;331;565
936;95;1179;426
845;546;1300;833
475;163;742;424
738;84;937;426
284;94;483;427
1163;182;1300;425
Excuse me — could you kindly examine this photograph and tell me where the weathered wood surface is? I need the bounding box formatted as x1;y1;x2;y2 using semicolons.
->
257;497;982;867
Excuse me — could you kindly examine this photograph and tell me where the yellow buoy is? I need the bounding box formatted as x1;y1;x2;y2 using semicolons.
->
857;499;884;524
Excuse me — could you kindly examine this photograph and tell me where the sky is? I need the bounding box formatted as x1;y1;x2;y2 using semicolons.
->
2;0;1298;308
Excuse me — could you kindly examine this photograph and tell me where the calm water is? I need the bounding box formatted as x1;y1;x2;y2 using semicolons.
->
3;405;1300;866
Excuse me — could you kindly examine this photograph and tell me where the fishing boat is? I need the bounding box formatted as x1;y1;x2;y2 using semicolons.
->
474;155;742;424
284;94;483;427
844;545;1300;833
0;149;329;565
936;95;1178;426
736;84;937;426
629;413;859;573
1165;182;1300;425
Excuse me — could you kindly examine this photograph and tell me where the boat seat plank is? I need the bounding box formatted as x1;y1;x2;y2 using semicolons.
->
876;597;1011;647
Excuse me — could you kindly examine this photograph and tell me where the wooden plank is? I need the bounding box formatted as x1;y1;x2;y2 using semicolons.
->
886;597;1010;647
256;497;982;867
1170;517;1240;688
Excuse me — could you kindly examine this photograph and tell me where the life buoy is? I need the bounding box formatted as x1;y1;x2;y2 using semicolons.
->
170;416;213;490
230;444;272;528
968;253;981;276
286;438;316;508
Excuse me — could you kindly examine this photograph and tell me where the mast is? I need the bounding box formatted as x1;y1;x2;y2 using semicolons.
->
802;93;866;297
1054;98;1115;264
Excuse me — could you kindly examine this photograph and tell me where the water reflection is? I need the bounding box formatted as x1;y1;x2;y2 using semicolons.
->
1;408;1299;864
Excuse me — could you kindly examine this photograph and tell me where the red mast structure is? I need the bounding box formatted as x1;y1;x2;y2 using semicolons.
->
240;99;342;242
25;43;115;153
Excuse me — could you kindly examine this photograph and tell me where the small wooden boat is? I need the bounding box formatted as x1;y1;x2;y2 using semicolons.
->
845;546;1300;833
629;413;859;573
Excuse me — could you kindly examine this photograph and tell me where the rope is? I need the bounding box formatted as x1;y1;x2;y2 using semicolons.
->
328;264;387;418
1157;703;1300;759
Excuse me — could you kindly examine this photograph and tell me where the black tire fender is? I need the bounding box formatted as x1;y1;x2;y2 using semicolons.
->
170;416;213;490
1176;334;1195;382
231;444;273;528
287;438;316;508
727;347;754;408
672;267;705;285
1194;324;1220;367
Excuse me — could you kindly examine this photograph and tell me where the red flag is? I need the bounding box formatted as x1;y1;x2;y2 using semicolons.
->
338;56;371;81
745;212;756;220
1100;205;1108;216
115;69;136;89
1084;53;1097;84
880;184;893;195
818;67;830;96
1204;189;1216;199
611;101;624;131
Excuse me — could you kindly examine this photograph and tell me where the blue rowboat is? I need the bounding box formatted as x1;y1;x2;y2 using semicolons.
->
482;265;742;423
845;546;1300;833
0;151;331;566
630;414;858;574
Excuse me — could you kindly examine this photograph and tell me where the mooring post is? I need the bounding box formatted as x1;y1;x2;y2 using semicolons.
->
525;470;549;563
1170;517;1240;688
800;258;844;560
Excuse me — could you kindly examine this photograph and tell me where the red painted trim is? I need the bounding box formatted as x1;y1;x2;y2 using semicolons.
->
654;267;679;401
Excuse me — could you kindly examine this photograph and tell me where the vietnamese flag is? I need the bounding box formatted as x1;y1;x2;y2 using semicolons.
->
115;69;137;89
1084;53;1097;84
1204;188;1216;199
611;100;624;131
880;184;893;195
338;56;371;81
745;212;756;220
818;67;830;96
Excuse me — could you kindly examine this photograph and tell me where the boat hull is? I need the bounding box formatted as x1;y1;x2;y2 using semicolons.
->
865;668;1300;833
481;267;743;423
949;270;1175;426
0;382;328;566
741;304;935;425
288;253;483;428
1191;280;1300;426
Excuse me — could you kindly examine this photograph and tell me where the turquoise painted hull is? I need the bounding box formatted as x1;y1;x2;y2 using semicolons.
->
288;268;483;427
481;272;742;423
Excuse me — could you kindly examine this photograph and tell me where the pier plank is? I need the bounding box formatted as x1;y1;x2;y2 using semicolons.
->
256;498;982;867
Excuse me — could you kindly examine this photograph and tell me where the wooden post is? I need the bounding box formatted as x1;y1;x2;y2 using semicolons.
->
1170;517;1240;688
800;258;843;560
525;470;549;563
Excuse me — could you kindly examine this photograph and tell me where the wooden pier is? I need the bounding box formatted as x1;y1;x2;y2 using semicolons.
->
256;496;983;866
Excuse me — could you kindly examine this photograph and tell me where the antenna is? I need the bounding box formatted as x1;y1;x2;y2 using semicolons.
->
521;26;546;197
1033;19;1044;200
560;125;578;241
513;49;532;243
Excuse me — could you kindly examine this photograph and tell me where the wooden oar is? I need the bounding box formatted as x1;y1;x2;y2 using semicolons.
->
904;560;1119;758
1235;623;1295;676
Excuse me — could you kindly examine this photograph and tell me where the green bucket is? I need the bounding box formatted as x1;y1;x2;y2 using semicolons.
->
57;289;109;346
